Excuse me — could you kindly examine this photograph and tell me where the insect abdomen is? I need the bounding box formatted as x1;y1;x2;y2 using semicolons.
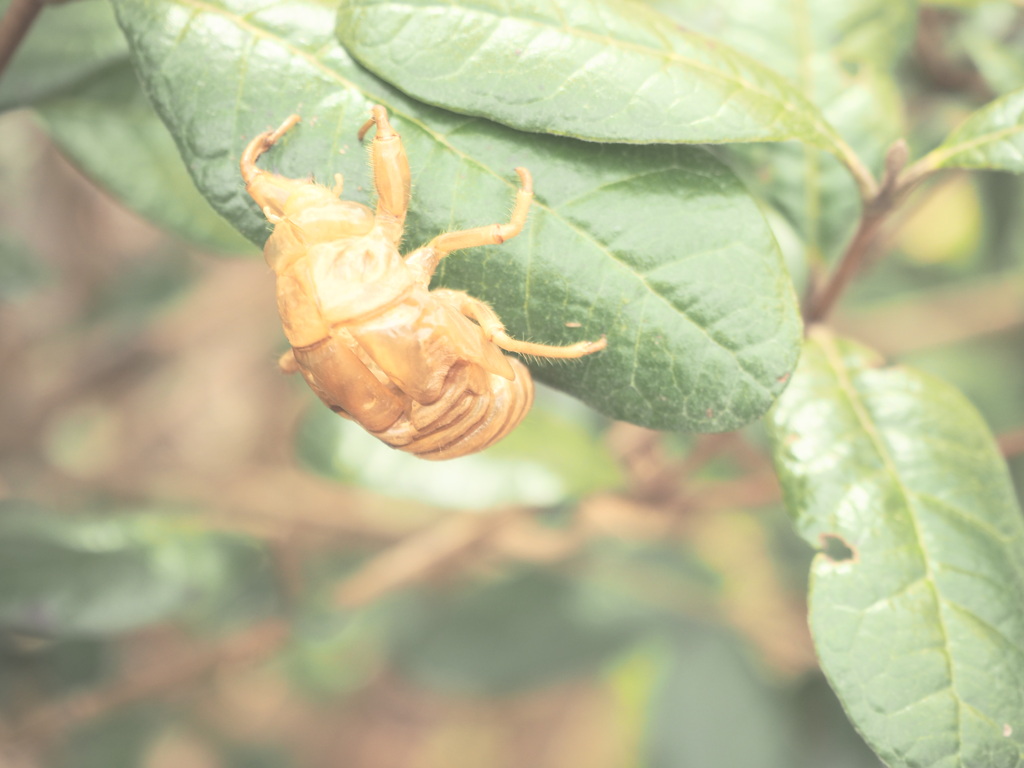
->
381;357;533;460
295;331;534;460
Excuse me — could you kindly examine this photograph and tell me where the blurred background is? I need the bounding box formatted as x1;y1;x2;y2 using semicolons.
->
2;4;1024;767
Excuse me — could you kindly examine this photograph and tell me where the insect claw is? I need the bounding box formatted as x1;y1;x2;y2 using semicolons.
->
268;113;301;144
357;104;396;142
357;114;376;142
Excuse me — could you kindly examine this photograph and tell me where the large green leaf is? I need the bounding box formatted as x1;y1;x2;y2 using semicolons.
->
768;330;1024;768
0;0;128;111
334;0;850;156
110;0;802;432
923;87;1024;174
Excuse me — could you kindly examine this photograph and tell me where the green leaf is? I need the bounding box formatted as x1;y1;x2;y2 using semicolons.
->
652;0;916;262
335;0;848;155
926;87;1024;174
110;0;803;432
0;502;269;637
651;0;918;75
0;0;128;111
768;330;1024;768
728;67;901;263
296;386;623;508
36;63;255;253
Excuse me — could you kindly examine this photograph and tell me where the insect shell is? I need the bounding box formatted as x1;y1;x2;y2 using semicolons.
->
240;106;606;460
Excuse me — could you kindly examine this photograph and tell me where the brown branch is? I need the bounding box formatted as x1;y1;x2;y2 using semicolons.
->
998;427;1024;459
334;509;524;608
806;139;912;324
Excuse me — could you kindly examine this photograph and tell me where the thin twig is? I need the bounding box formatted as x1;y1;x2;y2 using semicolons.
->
807;139;912;323
998;427;1024;459
0;0;45;81
835;138;880;203
333;509;523;608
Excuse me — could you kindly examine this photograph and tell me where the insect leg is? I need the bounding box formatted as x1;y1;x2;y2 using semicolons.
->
403;245;442;285
278;349;300;374
359;105;411;245
403;168;533;284
241;114;309;217
240;114;301;185
420;169;534;272
458;295;607;360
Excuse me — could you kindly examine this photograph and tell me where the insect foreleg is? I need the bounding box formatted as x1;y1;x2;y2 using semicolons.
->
359;105;411;245
457;294;607;360
241;114;311;218
240;114;301;185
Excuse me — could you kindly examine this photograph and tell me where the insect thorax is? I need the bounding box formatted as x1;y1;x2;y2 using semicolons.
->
263;190;376;273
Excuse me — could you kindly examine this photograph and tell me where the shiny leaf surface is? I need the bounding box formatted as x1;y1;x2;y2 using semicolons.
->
335;0;849;155
768;329;1024;768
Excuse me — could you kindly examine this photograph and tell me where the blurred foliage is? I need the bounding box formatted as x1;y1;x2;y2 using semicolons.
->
296;386;625;509
0;501;276;636
0;1;1022;768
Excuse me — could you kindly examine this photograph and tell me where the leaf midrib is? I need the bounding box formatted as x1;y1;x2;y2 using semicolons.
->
816;332;965;763
934;122;1024;169
343;0;844;148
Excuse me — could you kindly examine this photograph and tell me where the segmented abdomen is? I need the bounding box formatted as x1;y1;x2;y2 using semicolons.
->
291;297;534;461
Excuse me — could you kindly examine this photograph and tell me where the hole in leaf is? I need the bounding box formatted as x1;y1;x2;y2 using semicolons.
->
819;533;856;563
